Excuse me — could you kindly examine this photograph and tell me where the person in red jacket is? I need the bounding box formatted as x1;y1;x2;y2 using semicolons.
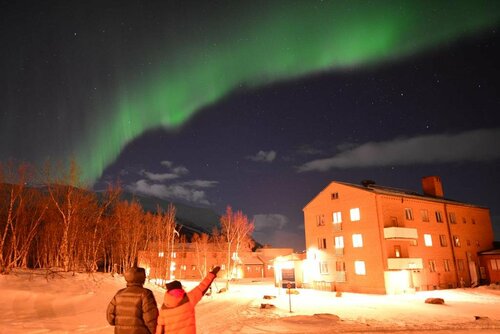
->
107;266;159;334
155;266;220;334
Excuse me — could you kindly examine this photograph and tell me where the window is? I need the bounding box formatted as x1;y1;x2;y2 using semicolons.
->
472;218;476;225
462;217;467;224
453;235;461;247
428;260;436;272
466;240;471;246
389;216;398;227
352;234;363;248
320;261;329;274
410;239;418;246
333;211;342;224
221;264;226;270
444;259;451;272
439;234;448;247
424;234;433;247
405;208;414;220
435;211;443;223
318;238;327;249
394;245;401;258
476;240;480;247
331;192;339;200
181;264;187;271
316;215;325;226
491;259;500;271
334;236;344;248
336;261;345;272
457;259;465;272
158;252;164;258
354;261;366;275
171;252;177;258
448;212;457;224
191;265;196;271
421;209;430;222
350;208;360;221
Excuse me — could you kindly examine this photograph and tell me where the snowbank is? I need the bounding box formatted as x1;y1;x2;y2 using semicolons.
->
1;270;499;333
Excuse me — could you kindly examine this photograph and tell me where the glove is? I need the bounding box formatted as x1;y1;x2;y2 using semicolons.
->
210;266;220;276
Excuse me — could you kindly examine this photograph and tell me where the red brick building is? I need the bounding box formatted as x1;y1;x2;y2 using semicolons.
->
303;176;495;294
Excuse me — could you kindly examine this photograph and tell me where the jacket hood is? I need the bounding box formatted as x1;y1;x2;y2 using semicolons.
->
124;266;146;284
163;289;186;308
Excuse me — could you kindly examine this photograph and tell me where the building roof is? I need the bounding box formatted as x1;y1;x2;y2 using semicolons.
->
303;180;488;210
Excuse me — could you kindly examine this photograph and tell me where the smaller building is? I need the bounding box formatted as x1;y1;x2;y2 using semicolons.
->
479;249;500;284
138;243;293;284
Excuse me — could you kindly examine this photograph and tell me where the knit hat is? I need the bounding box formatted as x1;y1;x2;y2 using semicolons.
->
124;267;146;284
166;280;183;291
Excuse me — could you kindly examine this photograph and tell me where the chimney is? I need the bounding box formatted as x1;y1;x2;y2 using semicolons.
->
421;176;444;197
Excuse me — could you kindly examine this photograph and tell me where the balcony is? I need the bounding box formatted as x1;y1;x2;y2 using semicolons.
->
383;227;418;240
387;257;423;270
334;247;344;256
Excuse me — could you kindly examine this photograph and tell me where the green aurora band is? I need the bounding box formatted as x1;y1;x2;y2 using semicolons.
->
76;1;500;183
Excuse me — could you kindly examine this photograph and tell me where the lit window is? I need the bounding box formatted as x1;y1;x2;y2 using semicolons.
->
428;260;436;272
331;192;339;200
334;236;344;248
405;208;414;220
491;259;499;271
354;261;366;275
448;212;456;224
453;235;461;247
221;264;226;270
394;245;401;258
320;261;329;274
171;252;176;258
191;265;196;271
181;264;187;271
158;252;164;258
352;234;363;248
439;235;447;247
350;208;360;221
424;234;433;247
435;211;443;223
333;211;342;224
444;259;451;272
421;209;429;222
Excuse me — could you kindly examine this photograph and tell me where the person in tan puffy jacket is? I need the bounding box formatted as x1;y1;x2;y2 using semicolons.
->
156;266;220;334
107;266;159;334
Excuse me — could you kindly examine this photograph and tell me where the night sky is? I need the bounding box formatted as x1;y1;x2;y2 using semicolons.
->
2;1;500;250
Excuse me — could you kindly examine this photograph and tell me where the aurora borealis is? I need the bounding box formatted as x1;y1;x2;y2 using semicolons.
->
2;1;500;182
2;1;500;248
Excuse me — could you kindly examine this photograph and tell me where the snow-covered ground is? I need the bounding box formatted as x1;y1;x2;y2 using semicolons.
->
1;269;499;334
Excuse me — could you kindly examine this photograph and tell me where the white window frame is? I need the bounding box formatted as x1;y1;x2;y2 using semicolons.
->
333;211;342;224
354;260;366;275
334;236;344;249
424;234;433;247
350;208;360;221
352;234;363;248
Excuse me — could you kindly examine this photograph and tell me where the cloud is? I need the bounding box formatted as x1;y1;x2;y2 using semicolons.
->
127;179;212;205
181;180;218;188
253;214;289;232
140;170;180;181
297;128;500;172
246;150;277;162
128;160;215;205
